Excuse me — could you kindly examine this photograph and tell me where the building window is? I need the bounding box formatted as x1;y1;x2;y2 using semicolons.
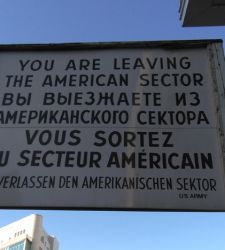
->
40;236;44;243
2;240;26;250
0;239;31;250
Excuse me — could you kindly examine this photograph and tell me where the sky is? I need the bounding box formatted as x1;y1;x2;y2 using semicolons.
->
0;0;225;250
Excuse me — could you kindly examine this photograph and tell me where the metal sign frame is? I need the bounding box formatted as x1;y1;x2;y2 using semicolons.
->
0;40;225;211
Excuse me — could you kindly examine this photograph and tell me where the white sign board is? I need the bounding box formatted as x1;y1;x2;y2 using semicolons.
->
0;41;225;211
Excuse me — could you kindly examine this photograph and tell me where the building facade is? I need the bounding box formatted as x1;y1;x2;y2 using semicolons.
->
0;214;59;250
179;0;225;26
